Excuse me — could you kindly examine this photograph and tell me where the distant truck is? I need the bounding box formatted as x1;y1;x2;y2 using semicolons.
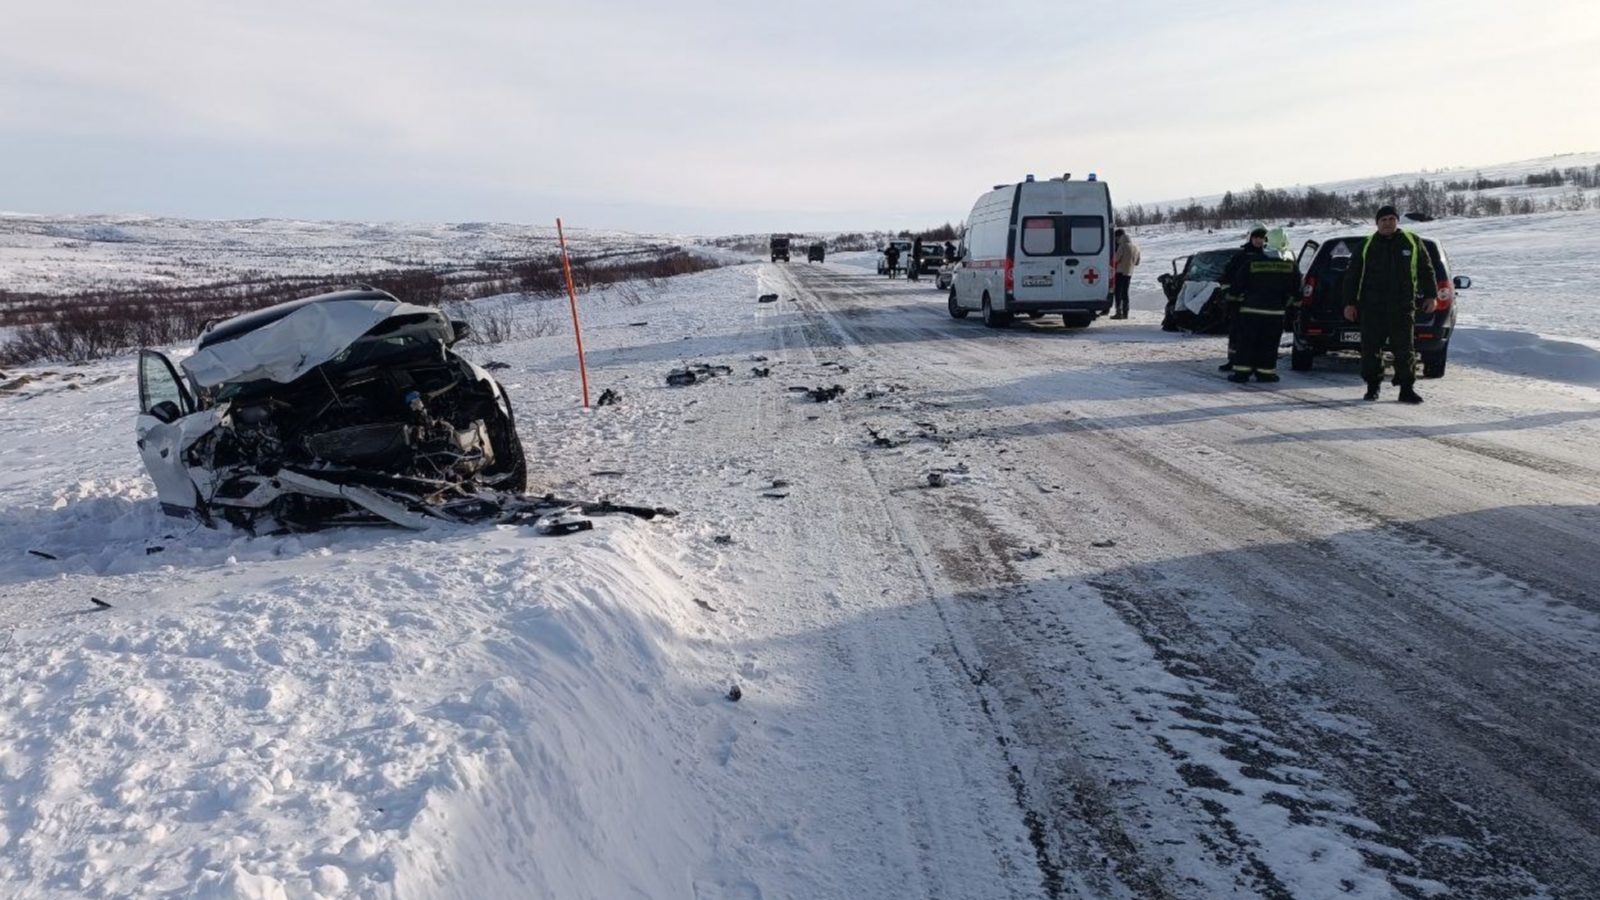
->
807;242;826;263
770;236;791;262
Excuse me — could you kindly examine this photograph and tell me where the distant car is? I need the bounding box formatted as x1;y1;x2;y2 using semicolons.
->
770;236;791;262
877;239;913;275
911;243;945;277
135;288;528;531
807;242;826;263
1290;234;1469;377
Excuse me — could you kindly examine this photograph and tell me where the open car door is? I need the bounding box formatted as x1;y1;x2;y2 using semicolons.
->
136;350;214;518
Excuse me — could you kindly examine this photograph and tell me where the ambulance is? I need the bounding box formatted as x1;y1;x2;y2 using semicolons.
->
949;174;1114;328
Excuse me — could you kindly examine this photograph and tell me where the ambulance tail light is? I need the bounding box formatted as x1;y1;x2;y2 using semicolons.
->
1004;257;1014;293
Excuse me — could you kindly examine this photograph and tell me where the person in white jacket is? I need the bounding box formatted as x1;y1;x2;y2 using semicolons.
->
1112;229;1141;319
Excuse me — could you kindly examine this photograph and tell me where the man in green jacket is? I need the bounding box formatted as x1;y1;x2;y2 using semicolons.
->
1342;205;1438;403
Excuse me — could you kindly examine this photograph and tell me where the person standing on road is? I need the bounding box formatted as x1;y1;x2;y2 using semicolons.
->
884;244;901;278
1343;205;1438;403
1217;226;1298;383
1111;229;1141;319
1216;227;1264;374
909;237;923;281
944;240;956;261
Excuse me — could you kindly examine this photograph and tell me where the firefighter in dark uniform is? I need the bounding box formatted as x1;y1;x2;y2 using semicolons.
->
910;237;923;281
1342;205;1438;403
1218;226;1298;383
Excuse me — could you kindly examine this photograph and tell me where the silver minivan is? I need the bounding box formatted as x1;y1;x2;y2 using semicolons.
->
948;175;1114;328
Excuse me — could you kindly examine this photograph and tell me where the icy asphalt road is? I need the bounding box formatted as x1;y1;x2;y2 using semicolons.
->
716;262;1600;899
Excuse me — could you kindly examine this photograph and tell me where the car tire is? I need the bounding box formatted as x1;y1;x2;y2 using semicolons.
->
1421;346;1448;379
1291;345;1313;372
982;294;1009;328
1061;313;1092;328
948;289;968;319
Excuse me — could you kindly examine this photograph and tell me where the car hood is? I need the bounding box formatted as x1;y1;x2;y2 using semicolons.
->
182;297;443;389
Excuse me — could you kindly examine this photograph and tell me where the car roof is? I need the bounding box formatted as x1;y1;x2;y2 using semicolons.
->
197;288;402;350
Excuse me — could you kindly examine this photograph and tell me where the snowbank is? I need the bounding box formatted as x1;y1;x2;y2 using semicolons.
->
1;489;718;900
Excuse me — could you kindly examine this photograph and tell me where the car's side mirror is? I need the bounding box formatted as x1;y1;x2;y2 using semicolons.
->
450;320;472;345
1453;275;1471;290
149;400;183;424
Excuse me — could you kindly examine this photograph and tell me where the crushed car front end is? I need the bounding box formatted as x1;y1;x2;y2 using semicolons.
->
136;289;528;532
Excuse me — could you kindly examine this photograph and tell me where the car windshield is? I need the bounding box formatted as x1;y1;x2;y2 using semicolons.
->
1186;250;1236;282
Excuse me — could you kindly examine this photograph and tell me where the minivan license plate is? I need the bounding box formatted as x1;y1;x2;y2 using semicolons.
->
1340;330;1362;344
1022;276;1053;287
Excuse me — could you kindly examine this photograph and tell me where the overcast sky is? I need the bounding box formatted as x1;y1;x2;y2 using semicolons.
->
4;0;1599;233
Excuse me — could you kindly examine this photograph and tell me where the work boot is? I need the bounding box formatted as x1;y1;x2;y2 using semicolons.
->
1255;372;1281;383
1363;380;1381;401
1218;361;1234;372
1398;384;1424;404
1227;372;1251;384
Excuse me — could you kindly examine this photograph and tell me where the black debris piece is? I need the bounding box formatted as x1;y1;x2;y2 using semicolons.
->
666;363;734;387
535;512;596;536
1092;539;1118;548
806;385;846;403
757;293;779;303
27;549;58;560
1018;547;1044;560
628;321;649;327
90;597;112;610
770;479;790;489
482;361;511;370
761;492;789;500
751;367;770;378
145;546;165;555
694;597;719;612
820;361;851;373
785;386;810;393
596;388;622;407
726;685;743;702
750;355;769;362
927;472;947;488
590;470;626;477
712;535;735;545
866;427;897;448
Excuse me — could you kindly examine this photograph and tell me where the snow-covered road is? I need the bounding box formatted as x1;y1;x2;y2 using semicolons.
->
4;259;1599;899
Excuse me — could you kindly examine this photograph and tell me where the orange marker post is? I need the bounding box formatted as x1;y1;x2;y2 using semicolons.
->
556;218;591;408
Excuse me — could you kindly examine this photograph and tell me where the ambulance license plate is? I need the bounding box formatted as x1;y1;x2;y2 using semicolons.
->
1022;276;1053;287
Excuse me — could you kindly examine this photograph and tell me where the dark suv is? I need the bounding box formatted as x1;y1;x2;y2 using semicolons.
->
1290;234;1471;378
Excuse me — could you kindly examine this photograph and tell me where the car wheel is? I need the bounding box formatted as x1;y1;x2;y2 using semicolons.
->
1421;346;1448;379
1291;345;1314;372
982;294;1009;328
1061;313;1092;328
948;288;968;319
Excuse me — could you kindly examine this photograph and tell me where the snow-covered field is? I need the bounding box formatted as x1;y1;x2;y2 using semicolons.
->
0;214;687;293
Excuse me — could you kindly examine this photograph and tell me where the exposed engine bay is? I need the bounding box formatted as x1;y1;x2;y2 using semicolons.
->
136;290;540;532
195;336;528;530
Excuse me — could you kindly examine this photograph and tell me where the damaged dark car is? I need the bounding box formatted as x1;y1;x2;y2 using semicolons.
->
136;288;529;531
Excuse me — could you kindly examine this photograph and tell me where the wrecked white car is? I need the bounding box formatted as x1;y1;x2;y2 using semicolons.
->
136;288;529;531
